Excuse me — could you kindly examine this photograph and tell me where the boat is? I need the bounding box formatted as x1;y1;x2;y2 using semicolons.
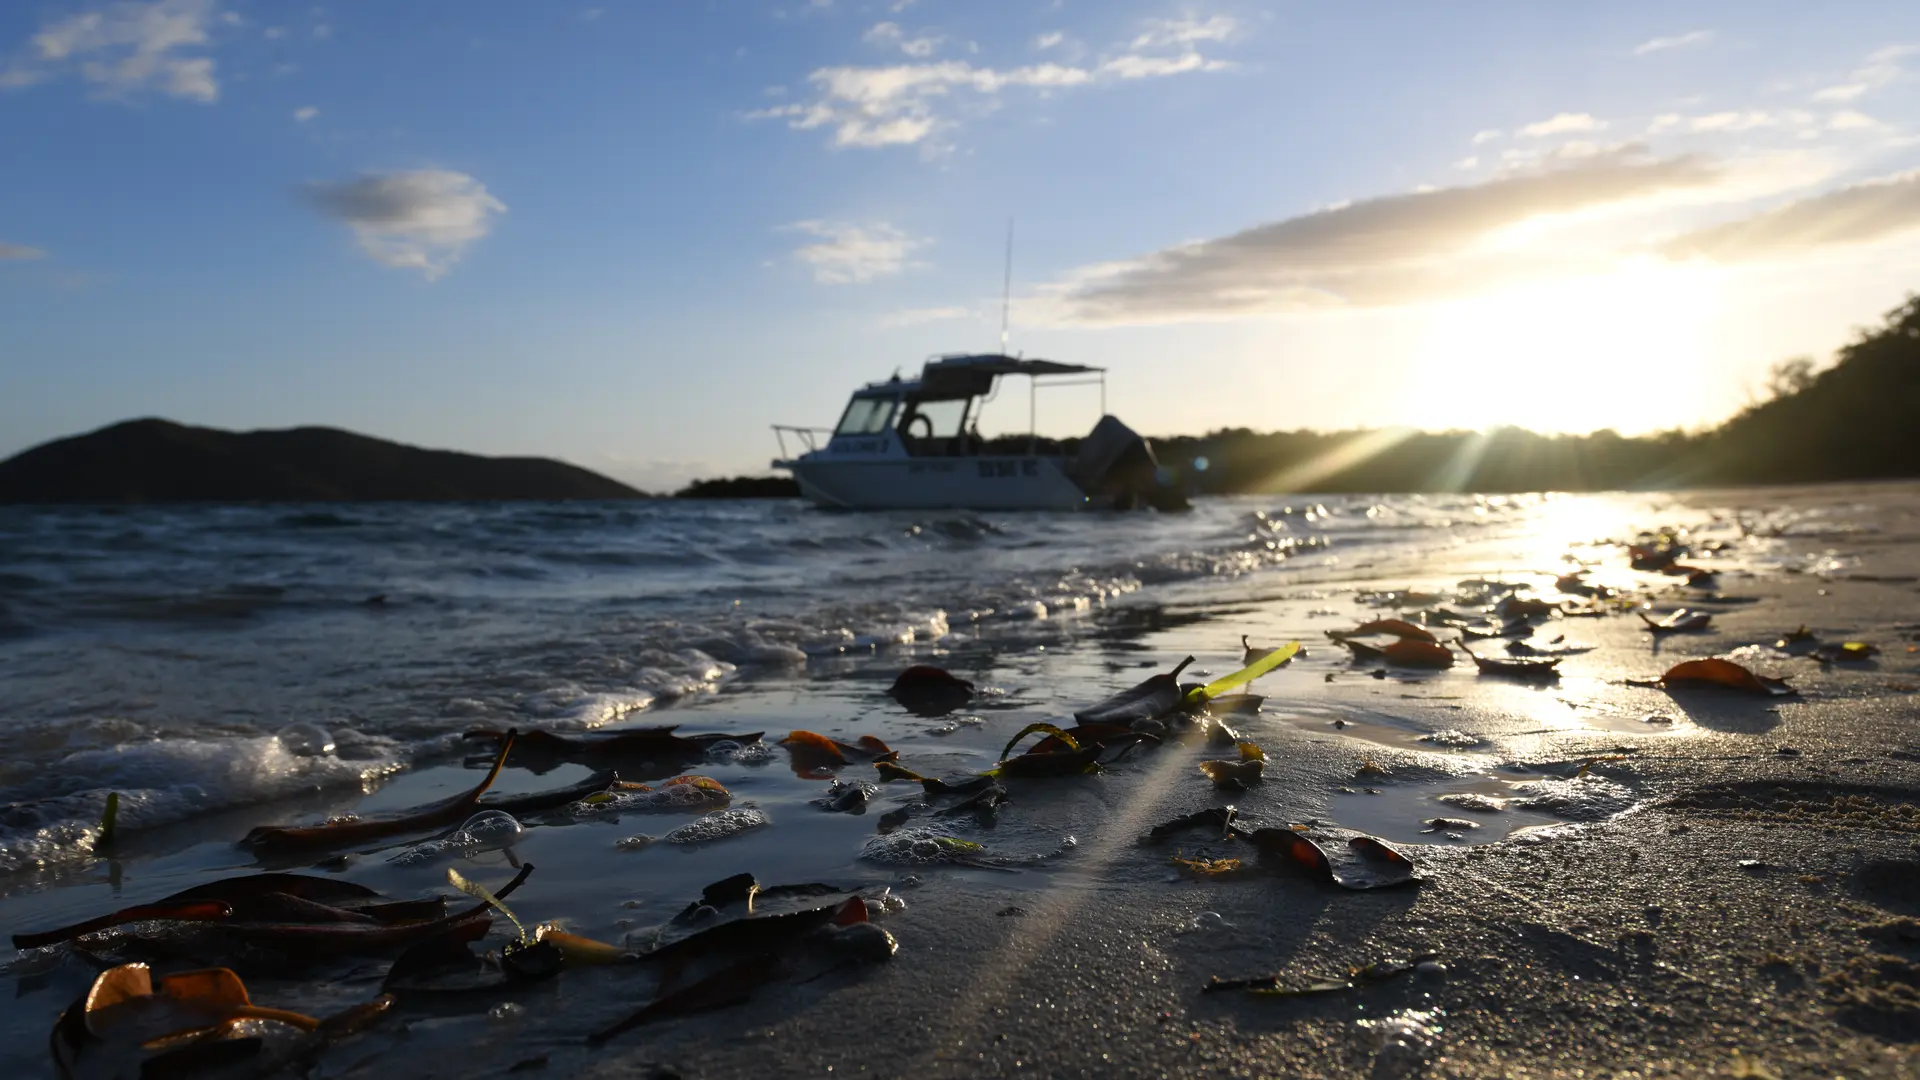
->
771;353;1187;511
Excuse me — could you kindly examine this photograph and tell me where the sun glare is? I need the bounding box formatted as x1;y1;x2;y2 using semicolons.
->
1404;263;1723;435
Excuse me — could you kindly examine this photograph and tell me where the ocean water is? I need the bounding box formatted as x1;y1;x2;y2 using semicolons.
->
0;491;1862;880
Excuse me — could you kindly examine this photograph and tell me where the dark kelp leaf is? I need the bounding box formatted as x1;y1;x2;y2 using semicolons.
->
1460;644;1562;682
13;873;423;950
1145;806;1236;843
636;896;864;972
871;761;996;795
209;865;535;962
1073;657;1196;726
675;873;761;921
461;726;762;770
244;732;518;853
887;666;975;716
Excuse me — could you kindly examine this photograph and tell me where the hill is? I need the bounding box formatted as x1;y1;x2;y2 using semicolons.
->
0;419;647;503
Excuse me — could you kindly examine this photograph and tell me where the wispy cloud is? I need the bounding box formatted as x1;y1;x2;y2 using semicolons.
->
1519;112;1604;138
1;0;223;102
293;104;318;122
1470;129;1502;144
1046;149;1720;323
750;13;1237;151
1827;110;1880;131
1130;15;1236;49
1634;29;1713;55
1689;110;1774;132
0;242;47;260
785;220;923;284
1812;83;1866;103
863;21;941;59
303;170;506;280
1662;171;1920;261
1034;31;1064;51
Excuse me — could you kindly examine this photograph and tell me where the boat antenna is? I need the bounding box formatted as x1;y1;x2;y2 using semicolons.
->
998;217;1014;356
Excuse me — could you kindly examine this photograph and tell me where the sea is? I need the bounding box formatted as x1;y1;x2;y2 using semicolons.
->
0;492;1856;881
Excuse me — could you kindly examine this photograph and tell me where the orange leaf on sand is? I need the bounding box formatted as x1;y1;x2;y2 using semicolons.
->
1327;619;1438;644
1385;639;1454;668
1658;658;1794;696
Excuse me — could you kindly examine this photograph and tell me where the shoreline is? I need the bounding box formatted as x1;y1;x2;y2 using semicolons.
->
1;484;1917;1078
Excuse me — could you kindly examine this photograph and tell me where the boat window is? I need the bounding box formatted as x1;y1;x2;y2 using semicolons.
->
834;396;897;436
900;398;968;439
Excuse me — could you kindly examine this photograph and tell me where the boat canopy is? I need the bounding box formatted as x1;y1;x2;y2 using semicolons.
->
855;353;1105;400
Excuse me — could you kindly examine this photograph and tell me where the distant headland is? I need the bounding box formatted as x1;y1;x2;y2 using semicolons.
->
0;419;647;503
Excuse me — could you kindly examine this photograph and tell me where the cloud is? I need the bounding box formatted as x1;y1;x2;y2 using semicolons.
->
751;16;1237;150
1689;110;1773;132
1648;113;1683;133
1812;83;1866;103
881;304;971;326
1471;129;1501;144
1035;31;1064;50
303;169;506;280
784;220;923;284
1049;149;1719;324
1130;15;1235;49
1634;29;1713;55
2;0;223;102
293;104;318;122
1827;110;1880;131
312;22;332;40
0;242;47;260
1520;112;1604;138
1454;156;1478;170
863;20;940;58
1662;171;1920;261
262;25;284;40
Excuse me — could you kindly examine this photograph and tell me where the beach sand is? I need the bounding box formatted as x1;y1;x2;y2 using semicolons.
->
5;483;1919;1078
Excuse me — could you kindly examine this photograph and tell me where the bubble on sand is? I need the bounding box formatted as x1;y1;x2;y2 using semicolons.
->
1188;911;1234;932
1508;775;1637;821
662;808;768;845
1359;1009;1442;1078
451;810;523;851
1418;729;1486;749
704;740;774;765
1436;793;1508;813
861;826;987;865
615;834;656;851
863;888;907;919
275;723;335;757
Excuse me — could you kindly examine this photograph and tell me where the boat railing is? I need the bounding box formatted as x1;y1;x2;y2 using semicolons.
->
772;425;834;458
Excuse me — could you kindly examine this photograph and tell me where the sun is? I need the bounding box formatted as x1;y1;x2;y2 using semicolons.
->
1402;262;1725;435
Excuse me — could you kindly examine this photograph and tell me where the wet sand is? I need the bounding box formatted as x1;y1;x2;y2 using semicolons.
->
5;483;1919;1078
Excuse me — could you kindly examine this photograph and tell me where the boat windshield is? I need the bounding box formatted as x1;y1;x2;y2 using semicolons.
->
899;398;967;439
835;395;897;436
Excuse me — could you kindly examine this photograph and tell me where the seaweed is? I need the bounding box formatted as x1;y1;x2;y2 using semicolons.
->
1325;619;1438;644
1459;643;1562;682
243;732;519;853
1074;657;1197;726
1633;657;1796;696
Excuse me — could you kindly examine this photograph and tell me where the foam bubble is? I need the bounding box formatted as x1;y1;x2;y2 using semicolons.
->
1508;776;1637;821
662;808;768;845
0;734;408;873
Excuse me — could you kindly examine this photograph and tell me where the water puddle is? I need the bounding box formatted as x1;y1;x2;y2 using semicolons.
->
1329;769;1638;846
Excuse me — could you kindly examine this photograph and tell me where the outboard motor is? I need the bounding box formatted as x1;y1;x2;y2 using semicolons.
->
1071;416;1190;511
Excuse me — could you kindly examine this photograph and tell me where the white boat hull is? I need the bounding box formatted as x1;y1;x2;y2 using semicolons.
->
787;456;1091;510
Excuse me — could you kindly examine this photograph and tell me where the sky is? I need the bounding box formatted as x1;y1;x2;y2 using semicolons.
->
3;1;1919;491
